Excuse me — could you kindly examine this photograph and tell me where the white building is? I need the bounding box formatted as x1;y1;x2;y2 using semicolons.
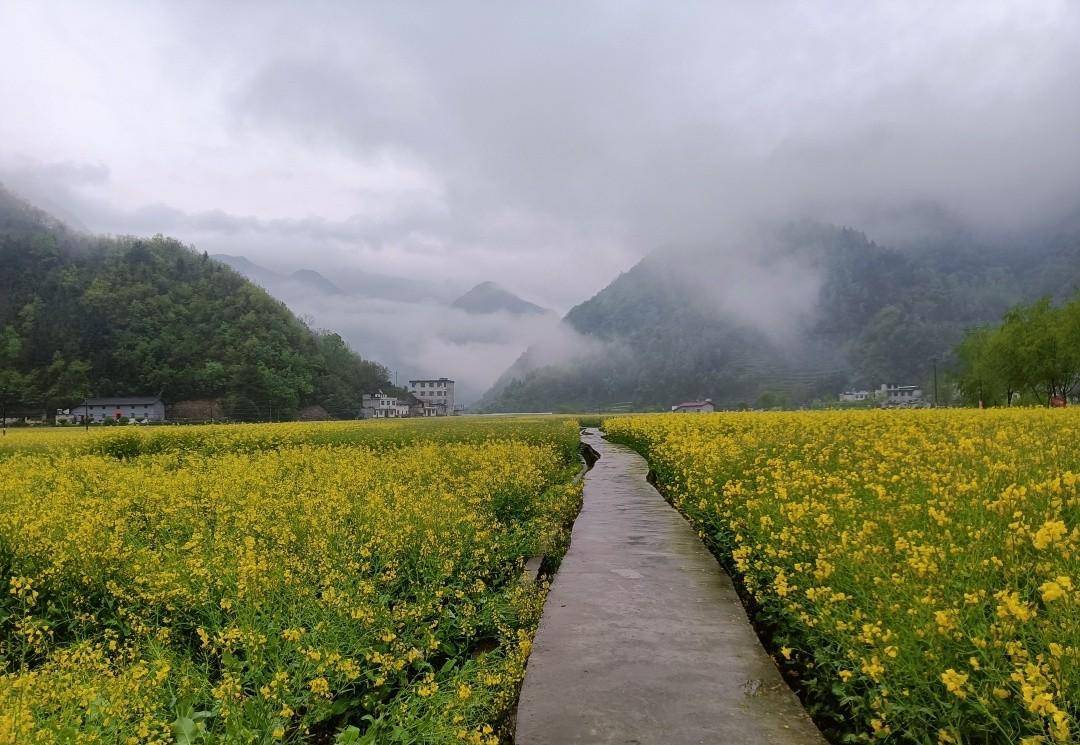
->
671;399;715;413
69;396;166;423
409;378;455;415
839;390;871;402
878;384;923;405
361;391;407;419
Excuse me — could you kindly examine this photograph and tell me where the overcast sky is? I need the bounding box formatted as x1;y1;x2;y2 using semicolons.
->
3;1;1080;314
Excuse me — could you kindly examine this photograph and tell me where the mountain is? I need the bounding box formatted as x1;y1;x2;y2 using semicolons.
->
451;281;549;315
290;268;342;295
211;253;283;287
213;253;459;303
479;221;1080;411
0;186;395;419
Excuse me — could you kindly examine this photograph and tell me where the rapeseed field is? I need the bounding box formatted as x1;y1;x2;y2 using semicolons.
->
0;418;582;744
607;410;1078;744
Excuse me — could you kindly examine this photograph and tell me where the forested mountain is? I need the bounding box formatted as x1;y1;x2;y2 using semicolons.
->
451;281;549;315
480;221;1080;411
0;186;394;419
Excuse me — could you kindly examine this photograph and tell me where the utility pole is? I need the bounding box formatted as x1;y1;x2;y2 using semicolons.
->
84;398;89;431
932;357;939;407
268;401;273;422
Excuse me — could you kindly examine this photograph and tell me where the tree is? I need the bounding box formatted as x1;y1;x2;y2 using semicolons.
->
0;187;395;418
0;325;28;432
954;327;997;406
954;293;1080;407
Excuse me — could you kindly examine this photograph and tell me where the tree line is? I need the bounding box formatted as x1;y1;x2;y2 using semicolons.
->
953;294;1080;406
0;186;396;422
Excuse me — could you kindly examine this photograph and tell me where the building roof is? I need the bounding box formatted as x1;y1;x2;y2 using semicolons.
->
77;396;163;406
672;399;714;409
409;378;454;384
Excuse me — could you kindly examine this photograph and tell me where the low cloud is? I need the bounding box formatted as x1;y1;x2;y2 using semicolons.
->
242;274;563;404
3;2;1080;377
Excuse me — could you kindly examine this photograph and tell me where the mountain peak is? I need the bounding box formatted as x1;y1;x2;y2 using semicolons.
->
452;281;548;315
290;268;342;295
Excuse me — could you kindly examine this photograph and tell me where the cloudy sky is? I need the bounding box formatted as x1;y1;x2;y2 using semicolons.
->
5;2;1080;307
3;1;1080;397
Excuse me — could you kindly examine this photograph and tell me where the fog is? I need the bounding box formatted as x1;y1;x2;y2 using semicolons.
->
267;280;564;404
3;1;1079;398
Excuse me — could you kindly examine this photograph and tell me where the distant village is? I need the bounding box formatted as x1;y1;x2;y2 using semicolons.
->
42;377;461;426
669;383;928;413
12;378;929;427
837;383;927;407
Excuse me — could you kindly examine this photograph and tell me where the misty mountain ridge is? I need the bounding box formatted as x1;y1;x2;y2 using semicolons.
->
479;220;1080;411
212;255;342;295
290;268;343;295
451;281;549;316
0;186;396;418
209;253;562;405
212;253;460;304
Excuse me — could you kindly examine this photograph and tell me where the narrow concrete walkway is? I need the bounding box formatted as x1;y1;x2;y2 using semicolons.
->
515;430;825;745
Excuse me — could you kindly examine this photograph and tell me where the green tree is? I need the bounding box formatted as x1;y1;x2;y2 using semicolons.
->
0;325;29;431
954;293;1080;407
954;327;998;406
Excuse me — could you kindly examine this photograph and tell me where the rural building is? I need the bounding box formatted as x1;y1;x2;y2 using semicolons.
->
409;378;455;415
671;399;715;413
879;384;923;404
360;391;407;419
69;396;166;423
839;390;871;402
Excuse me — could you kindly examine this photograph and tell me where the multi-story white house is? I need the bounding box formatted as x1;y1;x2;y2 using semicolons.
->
878;384;923;405
408;378;455;415
360;391;408;419
69;396;166;423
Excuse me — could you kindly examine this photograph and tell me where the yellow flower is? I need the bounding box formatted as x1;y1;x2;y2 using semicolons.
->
940;669;968;698
1040;580;1065;602
861;657;885;682
1032;520;1067;550
309;677;331;697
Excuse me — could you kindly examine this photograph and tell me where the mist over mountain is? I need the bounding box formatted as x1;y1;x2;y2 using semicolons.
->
210;254;561;404
479;221;1080;411
452;282;549;316
290;268;343;295
0;186;394;418
6;3;1080;412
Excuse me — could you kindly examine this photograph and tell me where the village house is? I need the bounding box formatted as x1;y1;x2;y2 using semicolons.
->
408;378;455;415
67;396;166;423
671;398;716;413
878;384;923;405
839;390;871;402
360;391;407;419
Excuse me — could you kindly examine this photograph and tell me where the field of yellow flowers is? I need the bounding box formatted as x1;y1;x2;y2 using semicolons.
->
0;418;582;744
606;409;1078;744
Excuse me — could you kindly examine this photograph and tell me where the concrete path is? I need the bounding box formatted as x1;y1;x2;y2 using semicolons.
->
515;430;825;745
